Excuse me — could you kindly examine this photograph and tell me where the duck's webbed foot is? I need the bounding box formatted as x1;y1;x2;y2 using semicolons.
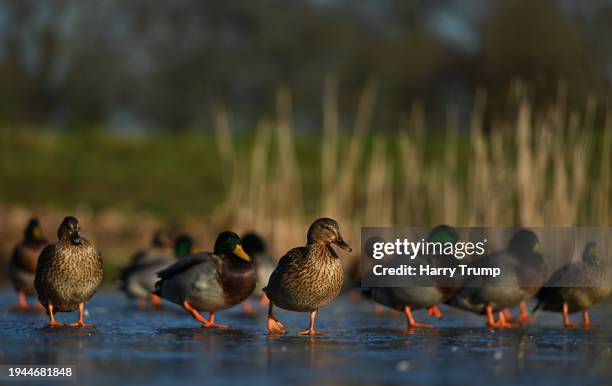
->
66;303;93;327
426;305;443;319
267;303;286;334
494;310;518;328
298;310;323;335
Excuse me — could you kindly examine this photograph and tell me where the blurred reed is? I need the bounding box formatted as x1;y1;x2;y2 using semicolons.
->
212;80;611;261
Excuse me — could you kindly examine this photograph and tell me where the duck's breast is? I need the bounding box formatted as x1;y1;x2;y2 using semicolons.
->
37;240;103;311
270;250;344;312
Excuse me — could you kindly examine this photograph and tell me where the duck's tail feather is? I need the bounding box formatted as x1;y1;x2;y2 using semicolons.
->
153;278;164;297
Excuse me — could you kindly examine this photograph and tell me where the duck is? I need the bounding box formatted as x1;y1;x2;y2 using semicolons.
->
446;228;548;328
534;241;612;328
241;232;275;313
35;216;104;327
153;231;255;328
8;217;49;310
119;229;175;308
264;218;351;335
364;225;461;330
173;233;199;258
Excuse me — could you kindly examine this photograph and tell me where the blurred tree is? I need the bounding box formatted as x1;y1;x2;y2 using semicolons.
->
0;0;609;132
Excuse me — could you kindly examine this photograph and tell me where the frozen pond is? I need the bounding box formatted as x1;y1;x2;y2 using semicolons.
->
0;290;611;386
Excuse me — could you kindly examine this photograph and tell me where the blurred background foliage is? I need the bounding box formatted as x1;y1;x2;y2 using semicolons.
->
0;0;610;132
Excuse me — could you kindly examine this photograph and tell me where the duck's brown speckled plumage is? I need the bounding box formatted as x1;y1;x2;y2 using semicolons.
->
9;238;49;295
264;218;351;338
35;219;103;313
265;243;344;312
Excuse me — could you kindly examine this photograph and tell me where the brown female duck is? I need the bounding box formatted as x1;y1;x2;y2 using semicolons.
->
9;218;49;309
153;231;255;328
535;241;612;328
35;216;104;327
264;218;352;335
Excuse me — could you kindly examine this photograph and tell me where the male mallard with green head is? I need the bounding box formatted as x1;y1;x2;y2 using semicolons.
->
173;233;199;258
365;225;460;330
119;229;175;308
153;231;255;328
264;218;352;335
535;241;612;329
446;228;548;328
35;216;104;327
9;217;49;310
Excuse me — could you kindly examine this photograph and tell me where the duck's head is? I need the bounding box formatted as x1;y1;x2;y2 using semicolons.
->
57;216;84;245
174;234;198;258
152;229;172;249
25;217;44;242
307;218;352;252
427;225;459;244
582;241;599;266
214;231;251;262
242;232;267;258
508;228;540;255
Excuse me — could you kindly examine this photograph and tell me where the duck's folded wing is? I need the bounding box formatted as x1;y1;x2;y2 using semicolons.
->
263;247;307;291
156;253;214;279
12;245;34;273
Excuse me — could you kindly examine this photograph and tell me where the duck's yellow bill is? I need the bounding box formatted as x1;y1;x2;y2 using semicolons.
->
533;243;542;254
233;244;251;262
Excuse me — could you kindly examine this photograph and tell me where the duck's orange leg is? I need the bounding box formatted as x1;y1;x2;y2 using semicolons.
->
259;293;270;307
298;310;324;335
562;302;574;329
183;301;214;327
47;302;63;327
496;310;518;328
486;305;498;328
503;308;513;321
427;305;443;319
150;294;162;308
582;309;590;329
267;303;286;334
403;306;432;330
374;303;385;316
16;290;28;310
66;303;93;327
242;300;255;315
182;301;226;328
519;301;530;323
